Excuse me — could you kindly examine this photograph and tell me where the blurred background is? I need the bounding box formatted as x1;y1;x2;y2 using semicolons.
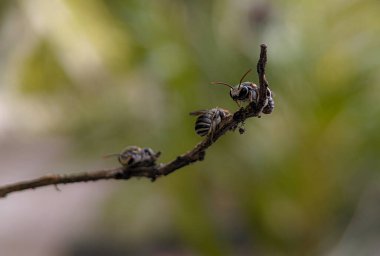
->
0;0;380;255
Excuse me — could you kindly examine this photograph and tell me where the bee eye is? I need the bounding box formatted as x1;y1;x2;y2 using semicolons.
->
239;87;248;97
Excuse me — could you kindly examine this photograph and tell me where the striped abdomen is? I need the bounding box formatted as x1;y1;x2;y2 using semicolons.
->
191;108;230;137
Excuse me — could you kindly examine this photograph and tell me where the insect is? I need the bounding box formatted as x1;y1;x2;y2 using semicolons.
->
212;69;274;114
211;69;259;107
190;108;230;137
105;146;160;168
262;88;274;114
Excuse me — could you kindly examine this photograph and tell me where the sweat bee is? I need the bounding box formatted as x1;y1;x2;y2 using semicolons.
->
212;69;274;114
190;108;231;137
262;88;274;114
105;146;160;168
211;69;258;107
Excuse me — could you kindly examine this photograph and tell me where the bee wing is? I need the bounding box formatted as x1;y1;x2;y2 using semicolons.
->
189;110;208;116
103;153;120;159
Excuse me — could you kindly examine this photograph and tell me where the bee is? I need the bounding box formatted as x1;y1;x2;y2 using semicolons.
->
262;88;274;114
212;69;274;114
211;69;258;107
105;146;160;168
190;108;230;137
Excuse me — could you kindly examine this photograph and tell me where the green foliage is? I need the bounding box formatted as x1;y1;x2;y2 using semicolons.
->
20;40;73;94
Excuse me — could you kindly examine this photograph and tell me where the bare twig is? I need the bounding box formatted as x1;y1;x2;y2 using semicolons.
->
0;44;270;198
257;44;269;113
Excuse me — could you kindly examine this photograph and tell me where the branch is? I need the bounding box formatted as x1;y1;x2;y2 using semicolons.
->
257;44;269;112
0;44;270;198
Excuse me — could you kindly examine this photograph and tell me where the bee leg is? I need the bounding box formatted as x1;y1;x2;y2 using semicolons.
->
209;127;215;142
149;167;159;182
208;112;219;142
249;91;254;102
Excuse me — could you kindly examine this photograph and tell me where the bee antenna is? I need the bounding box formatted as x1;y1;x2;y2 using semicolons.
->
238;69;252;88
210;81;234;89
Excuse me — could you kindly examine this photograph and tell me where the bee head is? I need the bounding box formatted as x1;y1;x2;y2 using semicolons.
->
211;68;253;103
230;84;250;101
229;87;240;100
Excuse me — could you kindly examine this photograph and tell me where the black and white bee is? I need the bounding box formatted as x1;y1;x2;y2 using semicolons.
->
190;108;230;137
211;69;258;107
105;146;160;168
212;69;274;114
262;88;274;114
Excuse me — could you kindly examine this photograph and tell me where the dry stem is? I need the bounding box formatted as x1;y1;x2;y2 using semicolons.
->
0;44;270;198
